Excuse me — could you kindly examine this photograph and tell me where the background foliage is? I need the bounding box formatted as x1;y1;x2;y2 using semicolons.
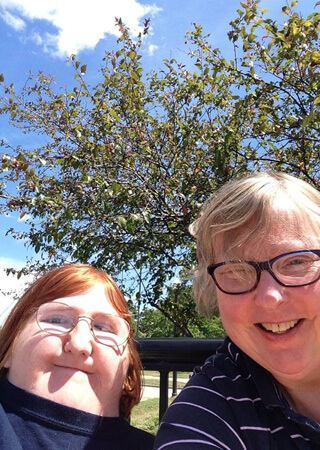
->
1;1;320;334
134;285;225;338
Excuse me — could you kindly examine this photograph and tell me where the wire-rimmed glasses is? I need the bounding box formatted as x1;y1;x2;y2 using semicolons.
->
207;249;320;295
36;302;131;347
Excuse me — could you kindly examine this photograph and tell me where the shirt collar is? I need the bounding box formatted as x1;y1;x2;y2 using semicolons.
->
239;344;286;409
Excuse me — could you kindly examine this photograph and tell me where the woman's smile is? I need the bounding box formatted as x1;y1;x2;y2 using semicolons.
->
258;319;301;334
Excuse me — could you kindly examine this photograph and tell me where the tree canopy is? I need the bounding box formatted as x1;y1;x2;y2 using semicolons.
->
1;0;320;328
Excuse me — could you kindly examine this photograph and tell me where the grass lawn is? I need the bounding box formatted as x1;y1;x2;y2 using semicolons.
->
131;371;189;435
131;397;174;435
131;398;159;435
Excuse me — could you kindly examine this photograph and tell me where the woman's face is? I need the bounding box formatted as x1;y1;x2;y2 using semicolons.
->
4;283;129;416
216;219;320;389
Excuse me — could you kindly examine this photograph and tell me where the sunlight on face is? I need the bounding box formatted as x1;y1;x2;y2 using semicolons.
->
5;284;129;417
216;218;320;388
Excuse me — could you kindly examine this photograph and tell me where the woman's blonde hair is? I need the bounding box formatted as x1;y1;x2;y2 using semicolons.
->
191;172;320;314
0;264;142;419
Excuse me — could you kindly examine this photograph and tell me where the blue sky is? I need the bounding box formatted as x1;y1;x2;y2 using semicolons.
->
0;0;317;314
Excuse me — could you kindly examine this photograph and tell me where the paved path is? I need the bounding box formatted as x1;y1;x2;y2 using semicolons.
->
141;385;182;401
143;375;189;383
141;373;189;400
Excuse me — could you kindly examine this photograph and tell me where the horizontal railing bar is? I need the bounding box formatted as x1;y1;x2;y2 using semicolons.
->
136;337;223;363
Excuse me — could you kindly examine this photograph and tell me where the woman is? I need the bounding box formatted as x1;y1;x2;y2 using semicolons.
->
155;172;320;449
0;263;154;449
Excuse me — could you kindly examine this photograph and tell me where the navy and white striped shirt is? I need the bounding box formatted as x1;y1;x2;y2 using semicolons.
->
154;338;320;449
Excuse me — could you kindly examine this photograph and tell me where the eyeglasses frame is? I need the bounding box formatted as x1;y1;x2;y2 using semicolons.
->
207;249;320;295
36;301;132;347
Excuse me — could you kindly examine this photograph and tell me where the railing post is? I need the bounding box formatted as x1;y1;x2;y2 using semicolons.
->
171;371;178;397
159;369;169;421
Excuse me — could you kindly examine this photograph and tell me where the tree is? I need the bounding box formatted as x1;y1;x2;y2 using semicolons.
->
0;2;320;326
135;285;226;338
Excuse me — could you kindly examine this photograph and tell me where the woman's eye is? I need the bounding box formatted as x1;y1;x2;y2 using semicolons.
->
44;315;68;324
288;258;306;265
278;256;318;273
93;322;115;333
285;257;314;267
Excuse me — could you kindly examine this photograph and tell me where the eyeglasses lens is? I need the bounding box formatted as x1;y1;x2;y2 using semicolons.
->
37;303;76;334
214;263;256;294
273;252;320;284
91;314;129;345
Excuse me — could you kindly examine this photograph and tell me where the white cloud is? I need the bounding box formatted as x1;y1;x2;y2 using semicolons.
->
0;0;162;56
0;258;33;325
30;31;43;46
147;43;158;56
0;256;27;270
0;9;25;30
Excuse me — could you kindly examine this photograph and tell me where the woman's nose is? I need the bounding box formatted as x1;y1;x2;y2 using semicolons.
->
63;319;93;357
254;270;286;307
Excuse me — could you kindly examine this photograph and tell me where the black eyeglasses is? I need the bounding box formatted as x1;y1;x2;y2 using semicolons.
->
36;302;131;347
207;249;320;295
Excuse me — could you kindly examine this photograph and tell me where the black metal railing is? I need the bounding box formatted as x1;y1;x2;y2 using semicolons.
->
136;338;224;420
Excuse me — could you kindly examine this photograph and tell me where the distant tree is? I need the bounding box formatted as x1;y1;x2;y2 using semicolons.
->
136;285;226;338
136;308;173;338
1;1;320;324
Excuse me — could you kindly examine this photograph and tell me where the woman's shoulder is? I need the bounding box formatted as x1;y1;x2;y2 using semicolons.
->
126;424;155;447
157;337;265;430
154;339;269;450
194;337;252;386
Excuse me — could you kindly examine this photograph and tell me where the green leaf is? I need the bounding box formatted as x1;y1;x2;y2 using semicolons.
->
112;181;121;194
311;51;320;64
128;51;136;60
117;216;127;229
109;109;121;122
